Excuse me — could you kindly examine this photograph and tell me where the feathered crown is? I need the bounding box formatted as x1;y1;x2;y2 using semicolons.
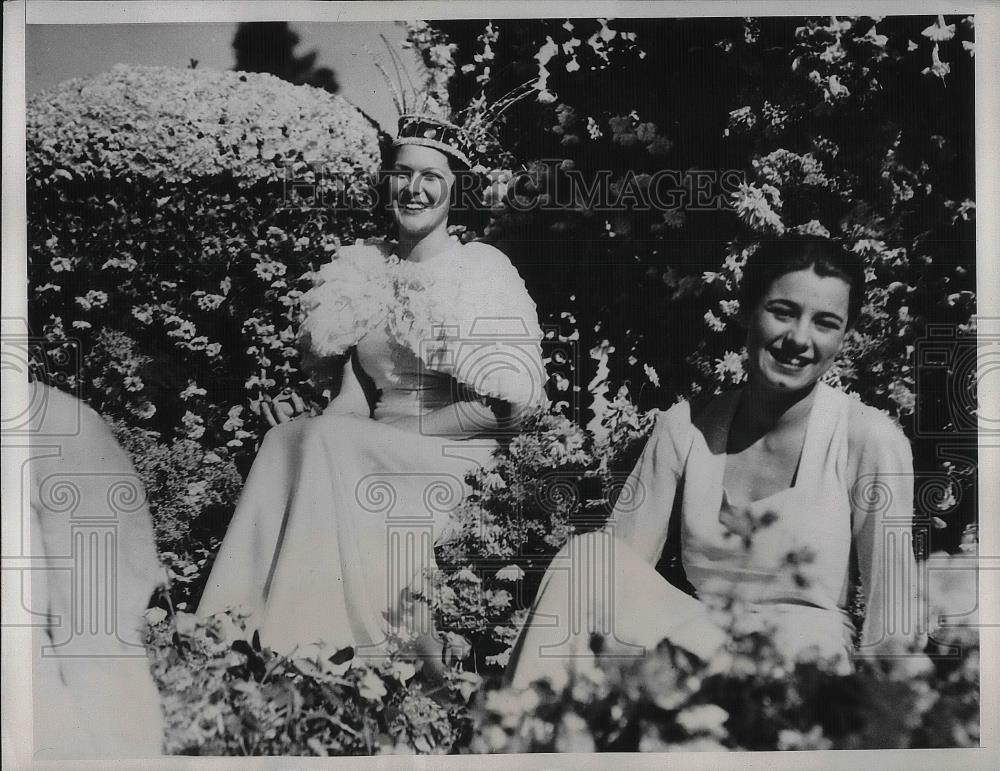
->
373;34;537;170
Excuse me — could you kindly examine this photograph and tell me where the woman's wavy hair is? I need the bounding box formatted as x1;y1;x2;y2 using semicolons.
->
739;234;867;329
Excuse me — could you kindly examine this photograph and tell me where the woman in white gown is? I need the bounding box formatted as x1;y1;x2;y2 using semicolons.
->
507;234;923;689
28;383;165;757
198;116;547;662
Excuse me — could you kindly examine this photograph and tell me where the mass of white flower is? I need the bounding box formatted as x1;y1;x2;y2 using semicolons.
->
27;64;381;185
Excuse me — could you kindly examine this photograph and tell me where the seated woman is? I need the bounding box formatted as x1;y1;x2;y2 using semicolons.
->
27;382;165;757
197;114;547;662
507;234;922;689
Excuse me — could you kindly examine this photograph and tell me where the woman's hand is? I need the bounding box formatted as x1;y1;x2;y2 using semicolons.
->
256;391;318;429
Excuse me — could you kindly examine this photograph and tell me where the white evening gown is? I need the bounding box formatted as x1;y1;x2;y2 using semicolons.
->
507;383;922;688
198;240;546;661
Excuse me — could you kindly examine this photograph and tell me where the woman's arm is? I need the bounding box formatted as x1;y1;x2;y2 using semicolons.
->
849;408;924;658
607;401;691;566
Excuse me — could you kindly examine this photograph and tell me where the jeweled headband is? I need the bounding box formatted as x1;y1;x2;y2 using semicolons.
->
393;114;474;169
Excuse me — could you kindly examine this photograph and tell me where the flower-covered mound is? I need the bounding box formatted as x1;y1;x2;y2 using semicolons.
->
27;64;381;185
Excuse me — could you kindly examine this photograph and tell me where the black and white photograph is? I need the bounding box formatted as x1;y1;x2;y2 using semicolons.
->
1;1;996;767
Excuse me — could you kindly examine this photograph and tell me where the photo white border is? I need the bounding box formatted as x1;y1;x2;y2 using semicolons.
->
3;2;998;770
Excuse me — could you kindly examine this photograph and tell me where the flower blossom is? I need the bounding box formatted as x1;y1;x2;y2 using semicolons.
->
731;183;785;234
180;382;207;400
704;310;727;332
358;670;387;701
676;704;729;737
181;410;206;440
922;15;956;42
714;350;747;383
922;44;951;81
496;564;525;582
74;290;109;311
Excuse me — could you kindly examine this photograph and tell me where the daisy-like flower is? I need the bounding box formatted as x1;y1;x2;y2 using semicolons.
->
253;259;287;283
195;293;225;311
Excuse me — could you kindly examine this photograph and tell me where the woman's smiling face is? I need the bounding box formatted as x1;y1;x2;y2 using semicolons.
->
387;144;454;239
745;267;851;393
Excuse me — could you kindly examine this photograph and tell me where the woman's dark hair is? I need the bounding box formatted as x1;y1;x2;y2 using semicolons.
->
740;234;866;328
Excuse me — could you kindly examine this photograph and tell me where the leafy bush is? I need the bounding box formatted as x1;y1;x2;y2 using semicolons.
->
145;611;475;755
110;417;243;607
